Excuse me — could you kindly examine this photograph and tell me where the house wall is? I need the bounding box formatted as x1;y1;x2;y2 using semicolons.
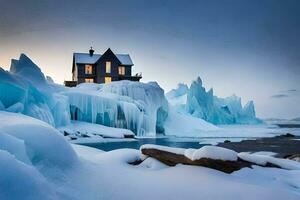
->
76;63;96;84
71;49;137;85
95;50;132;83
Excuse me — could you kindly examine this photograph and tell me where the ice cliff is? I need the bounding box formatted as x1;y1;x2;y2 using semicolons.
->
63;81;168;136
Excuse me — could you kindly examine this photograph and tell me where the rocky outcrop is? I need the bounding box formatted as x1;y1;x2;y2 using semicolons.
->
141;147;253;173
139;145;294;173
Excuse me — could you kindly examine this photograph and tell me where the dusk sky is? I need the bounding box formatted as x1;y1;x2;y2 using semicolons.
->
0;0;299;119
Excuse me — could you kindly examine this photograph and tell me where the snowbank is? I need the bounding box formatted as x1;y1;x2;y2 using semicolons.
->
0;111;77;168
164;108;219;136
187;146;237;161
59;120;134;138
238;152;300;170
0;111;77;199
0;112;299;199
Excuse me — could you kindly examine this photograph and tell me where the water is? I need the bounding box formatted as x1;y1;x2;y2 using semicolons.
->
80;136;253;151
78;124;300;151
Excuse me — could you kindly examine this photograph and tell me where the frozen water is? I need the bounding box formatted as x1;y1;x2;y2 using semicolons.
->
0;54;70;127
167;76;262;125
64;81;168;136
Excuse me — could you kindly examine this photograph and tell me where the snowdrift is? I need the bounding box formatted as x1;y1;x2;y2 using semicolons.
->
0;111;77;200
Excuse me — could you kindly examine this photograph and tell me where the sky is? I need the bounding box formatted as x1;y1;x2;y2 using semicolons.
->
0;0;299;119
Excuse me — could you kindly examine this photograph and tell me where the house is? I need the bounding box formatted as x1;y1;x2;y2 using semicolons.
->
64;48;142;87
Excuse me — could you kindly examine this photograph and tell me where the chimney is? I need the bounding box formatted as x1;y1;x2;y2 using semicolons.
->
89;47;94;56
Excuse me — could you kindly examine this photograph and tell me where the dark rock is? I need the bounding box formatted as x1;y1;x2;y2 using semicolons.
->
224;140;231;143
124;134;135;139
63;131;70;136
128;159;143;165
141;148;253;173
81;133;90;138
285;154;300;162
69;136;77;140
282;133;295;138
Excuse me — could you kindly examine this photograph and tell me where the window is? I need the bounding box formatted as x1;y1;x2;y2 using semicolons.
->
118;66;125;75
85;78;94;83
105;61;111;73
105;77;112;83
85;65;93;74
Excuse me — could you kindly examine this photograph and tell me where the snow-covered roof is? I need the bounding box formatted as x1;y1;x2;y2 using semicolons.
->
73;53;133;65
74;53;101;64
115;54;133;65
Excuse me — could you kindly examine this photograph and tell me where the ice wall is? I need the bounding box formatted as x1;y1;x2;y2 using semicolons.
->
64;81;168;136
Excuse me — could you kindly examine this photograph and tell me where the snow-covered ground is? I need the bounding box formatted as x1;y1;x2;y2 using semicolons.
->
0;111;300;200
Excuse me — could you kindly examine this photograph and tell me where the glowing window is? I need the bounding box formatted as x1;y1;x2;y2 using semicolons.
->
85;65;93;74
105;77;112;83
118;66;125;75
106;61;111;73
85;78;94;83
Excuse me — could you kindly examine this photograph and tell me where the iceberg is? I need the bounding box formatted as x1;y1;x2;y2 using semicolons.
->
0;54;70;127
167;76;262;125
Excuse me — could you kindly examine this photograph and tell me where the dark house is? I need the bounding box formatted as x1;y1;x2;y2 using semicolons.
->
65;48;142;87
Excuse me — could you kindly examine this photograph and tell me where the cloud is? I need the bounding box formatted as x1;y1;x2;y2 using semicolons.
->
280;89;297;93
270;94;289;98
271;89;299;99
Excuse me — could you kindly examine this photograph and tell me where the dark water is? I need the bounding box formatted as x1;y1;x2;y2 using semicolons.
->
80;137;208;151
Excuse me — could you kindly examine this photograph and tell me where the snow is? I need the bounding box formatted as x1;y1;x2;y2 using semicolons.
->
73;53;133;65
0;111;77;168
0;150;57;200
59;120;134;138
0;112;300;199
188;146;238;161
164;108;219;136
138;157;168;170
0;132;31;165
141;144;238;161
115;54;134;65
74;53;101;64
233;166;300;195
238;152;300;170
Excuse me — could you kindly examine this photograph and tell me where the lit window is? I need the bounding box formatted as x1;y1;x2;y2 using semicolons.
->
105;77;112;83
118;66;125;75
85;65;93;74
106;61;111;73
85;78;94;83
